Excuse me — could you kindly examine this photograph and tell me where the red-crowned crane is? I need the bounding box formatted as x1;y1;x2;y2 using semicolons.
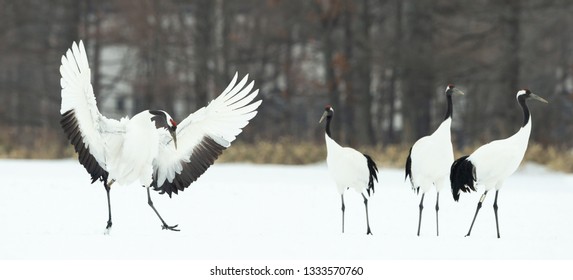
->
450;89;547;238
319;106;379;235
60;41;261;232
405;84;464;236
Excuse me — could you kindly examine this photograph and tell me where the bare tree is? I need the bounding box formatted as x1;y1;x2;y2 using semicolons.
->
2;0;573;158
399;0;435;143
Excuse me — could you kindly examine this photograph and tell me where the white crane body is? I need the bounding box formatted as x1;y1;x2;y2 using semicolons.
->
408;118;454;194
325;136;372;195
466;122;531;192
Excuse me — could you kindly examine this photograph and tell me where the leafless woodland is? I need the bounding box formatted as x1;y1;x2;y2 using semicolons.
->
1;0;572;160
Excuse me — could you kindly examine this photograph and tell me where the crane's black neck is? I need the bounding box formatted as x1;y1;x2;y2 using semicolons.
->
444;93;453;121
324;115;332;137
518;96;530;127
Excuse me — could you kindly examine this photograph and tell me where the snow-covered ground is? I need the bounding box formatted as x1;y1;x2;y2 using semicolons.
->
1;159;572;261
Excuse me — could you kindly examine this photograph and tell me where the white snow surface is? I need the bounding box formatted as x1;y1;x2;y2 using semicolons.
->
1;159;572;260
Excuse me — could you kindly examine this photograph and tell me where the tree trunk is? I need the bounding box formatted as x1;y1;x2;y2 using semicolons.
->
193;0;214;111
400;0;435;143
352;0;375;145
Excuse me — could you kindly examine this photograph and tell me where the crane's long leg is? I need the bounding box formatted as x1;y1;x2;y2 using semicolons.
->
147;187;179;231
102;179;116;234
465;191;488;237
362;194;373;235
104;182;112;230
417;193;425;236
435;192;440;237
493;190;500;238
341;194;345;234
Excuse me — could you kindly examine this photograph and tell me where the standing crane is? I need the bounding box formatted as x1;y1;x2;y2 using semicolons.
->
450;89;547;238
320;106;379;235
405;84;464;236
60;41;261;232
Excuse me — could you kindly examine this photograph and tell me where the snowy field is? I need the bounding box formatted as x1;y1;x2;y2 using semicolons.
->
1;159;573;278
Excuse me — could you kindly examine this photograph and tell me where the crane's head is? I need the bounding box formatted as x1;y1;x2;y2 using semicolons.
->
319;105;334;123
517;89;548;104
445;84;464;96
149;110;178;149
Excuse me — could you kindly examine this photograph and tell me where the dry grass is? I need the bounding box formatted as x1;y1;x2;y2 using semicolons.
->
2;131;571;174
219;139;413;167
524;143;573;173
0;142;74;159
221;139;573;173
0;126;74;159
219;138;327;165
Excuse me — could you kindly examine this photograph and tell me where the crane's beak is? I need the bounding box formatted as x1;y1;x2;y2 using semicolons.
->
453;88;465;96
170;129;178;149
531;93;548;104
319;111;328;124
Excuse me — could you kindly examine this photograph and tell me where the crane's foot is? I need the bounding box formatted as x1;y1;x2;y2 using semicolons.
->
162;224;180;231
104;221;113;235
366;228;373;235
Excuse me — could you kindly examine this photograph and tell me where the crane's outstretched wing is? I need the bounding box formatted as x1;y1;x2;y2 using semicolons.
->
60;40;123;183
152;73;262;197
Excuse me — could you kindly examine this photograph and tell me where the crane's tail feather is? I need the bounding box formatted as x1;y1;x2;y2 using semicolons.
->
404;146;416;192
363;154;378;197
450;155;476;201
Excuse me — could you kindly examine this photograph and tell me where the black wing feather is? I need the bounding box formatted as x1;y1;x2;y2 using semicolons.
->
60;109;108;184
450;155;476;201
363;154;379;197
405;147;413;182
152;136;227;197
405;147;419;194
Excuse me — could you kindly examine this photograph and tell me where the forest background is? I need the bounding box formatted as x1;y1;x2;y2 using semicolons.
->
1;0;572;171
